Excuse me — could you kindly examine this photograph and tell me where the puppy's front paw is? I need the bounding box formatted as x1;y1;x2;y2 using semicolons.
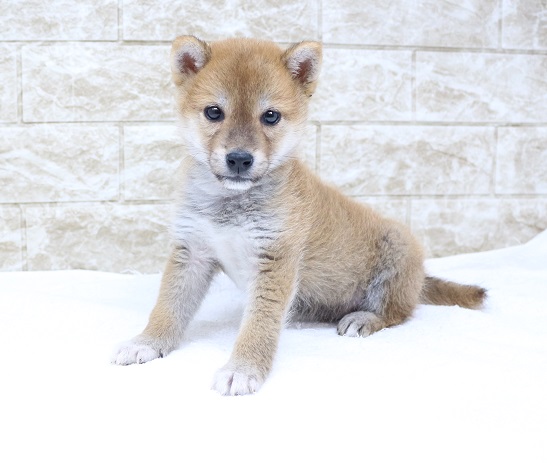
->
111;338;163;366
212;363;264;396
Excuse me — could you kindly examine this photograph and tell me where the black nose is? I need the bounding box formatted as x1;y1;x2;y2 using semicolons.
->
226;151;254;174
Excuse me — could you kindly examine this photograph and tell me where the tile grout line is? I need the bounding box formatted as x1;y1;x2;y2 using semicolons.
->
318;0;323;41
4;40;545;56
19;205;28;271
2;120;547;128
118;0;123;43
3;199;174;207
492;126;499;198
119;124;125;203
1;36;545;56
16;42;27;270
320;43;547;55
309;121;547;127
411;50;417;121
498;0;503;50
1;193;545;207
16;43;22;123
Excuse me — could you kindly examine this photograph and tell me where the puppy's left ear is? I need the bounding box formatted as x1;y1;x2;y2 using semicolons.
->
282;41;322;97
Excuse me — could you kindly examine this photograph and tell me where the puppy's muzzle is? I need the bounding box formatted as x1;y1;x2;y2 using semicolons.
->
226;150;254;174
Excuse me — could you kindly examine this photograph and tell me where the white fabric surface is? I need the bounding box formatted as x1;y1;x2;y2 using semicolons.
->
2;232;546;462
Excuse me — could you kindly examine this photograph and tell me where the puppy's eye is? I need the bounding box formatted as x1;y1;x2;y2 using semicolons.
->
204;106;224;122
261;110;281;125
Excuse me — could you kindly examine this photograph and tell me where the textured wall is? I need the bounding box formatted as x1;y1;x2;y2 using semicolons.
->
1;0;546;272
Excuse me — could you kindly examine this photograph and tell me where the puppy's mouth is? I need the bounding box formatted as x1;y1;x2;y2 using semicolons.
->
214;174;256;191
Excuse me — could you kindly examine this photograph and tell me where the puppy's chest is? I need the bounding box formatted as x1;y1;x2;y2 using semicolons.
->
176;194;280;289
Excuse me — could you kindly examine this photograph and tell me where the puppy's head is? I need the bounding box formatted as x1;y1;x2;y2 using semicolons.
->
171;36;322;191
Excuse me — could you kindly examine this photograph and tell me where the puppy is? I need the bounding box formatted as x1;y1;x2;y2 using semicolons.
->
112;36;486;395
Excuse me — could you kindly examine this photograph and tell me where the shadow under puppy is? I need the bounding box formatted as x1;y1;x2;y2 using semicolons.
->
112;36;486;395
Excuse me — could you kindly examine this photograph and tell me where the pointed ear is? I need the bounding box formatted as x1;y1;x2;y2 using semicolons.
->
171;36;212;85
282;41;322;96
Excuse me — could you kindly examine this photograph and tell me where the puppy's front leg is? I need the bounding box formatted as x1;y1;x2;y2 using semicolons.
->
112;244;216;365
212;253;297;396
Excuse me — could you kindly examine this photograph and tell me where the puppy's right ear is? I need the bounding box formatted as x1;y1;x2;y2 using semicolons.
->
171;36;211;85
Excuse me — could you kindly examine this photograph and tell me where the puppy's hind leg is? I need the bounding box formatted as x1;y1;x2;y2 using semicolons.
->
337;272;422;338
336;266;394;338
337;230;424;338
112;244;216;365
336;285;417;338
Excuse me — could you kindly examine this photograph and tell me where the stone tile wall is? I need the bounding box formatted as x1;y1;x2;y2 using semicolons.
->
1;0;546;272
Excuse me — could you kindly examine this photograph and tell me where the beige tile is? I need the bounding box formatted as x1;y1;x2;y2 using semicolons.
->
0;125;119;203
498;199;547;248
311;49;412;122
0;44;17;122
124;125;184;201
411;198;547;257
354;197;409;224
122;0;318;42
0;0;117;40
411;199;498;257
502;0;547;49
496;127;547;194
26;204;172;272
0;207;23;271
416;52;547;122
320;125;494;195
323;0;499;48
22;44;174;122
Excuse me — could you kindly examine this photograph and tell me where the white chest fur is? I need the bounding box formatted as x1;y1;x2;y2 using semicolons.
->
175;212;259;291
205;221;258;290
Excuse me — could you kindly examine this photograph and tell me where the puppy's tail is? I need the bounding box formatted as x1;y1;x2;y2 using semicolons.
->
420;276;487;309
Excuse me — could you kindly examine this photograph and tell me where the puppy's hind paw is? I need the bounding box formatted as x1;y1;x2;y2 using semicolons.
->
337;311;385;338
111;339;163;366
212;364;264;396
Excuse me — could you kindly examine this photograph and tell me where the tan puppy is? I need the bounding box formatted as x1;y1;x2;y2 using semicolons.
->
112;36;486;395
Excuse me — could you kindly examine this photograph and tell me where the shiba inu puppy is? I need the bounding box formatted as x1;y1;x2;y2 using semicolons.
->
112;36;486;395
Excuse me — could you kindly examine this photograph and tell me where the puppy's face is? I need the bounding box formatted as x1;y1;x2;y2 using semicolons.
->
171;37;322;191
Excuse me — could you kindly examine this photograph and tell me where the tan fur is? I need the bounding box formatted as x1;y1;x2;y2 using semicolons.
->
112;36;487;395
421;276;486;309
